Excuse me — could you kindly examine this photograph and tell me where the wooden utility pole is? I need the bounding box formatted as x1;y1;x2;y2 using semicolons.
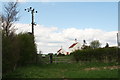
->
117;33;120;47
25;7;38;63
25;7;37;35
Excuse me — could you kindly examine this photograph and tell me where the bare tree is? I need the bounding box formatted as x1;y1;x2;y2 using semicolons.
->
2;2;19;36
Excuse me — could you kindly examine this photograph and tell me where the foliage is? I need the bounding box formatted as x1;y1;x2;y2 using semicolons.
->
105;43;109;48
81;40;91;49
81;45;91;49
17;33;37;66
2;2;38;75
2;33;37;74
2;2;19;36
73;47;119;62
2;33;20;73
57;53;65;56
2;2;20;74
90;40;101;49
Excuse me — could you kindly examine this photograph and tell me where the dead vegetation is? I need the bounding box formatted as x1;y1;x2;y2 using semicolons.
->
84;66;120;71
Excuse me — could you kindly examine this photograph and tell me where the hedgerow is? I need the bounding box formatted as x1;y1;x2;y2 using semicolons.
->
72;47;119;62
2;33;37;74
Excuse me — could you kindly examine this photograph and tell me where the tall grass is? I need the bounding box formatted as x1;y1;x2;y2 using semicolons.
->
3;62;119;78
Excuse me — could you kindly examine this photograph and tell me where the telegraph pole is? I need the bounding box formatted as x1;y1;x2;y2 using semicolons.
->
25;7;37;63
117;33;120;47
25;7;37;35
117;33;118;46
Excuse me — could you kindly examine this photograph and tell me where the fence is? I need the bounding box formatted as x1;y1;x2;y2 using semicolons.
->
37;55;75;64
53;56;74;63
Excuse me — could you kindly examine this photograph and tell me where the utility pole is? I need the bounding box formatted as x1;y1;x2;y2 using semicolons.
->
25;7;37;35
25;7;38;63
117;33;120;47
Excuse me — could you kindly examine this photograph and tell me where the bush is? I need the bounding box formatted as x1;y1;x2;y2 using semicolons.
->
17;33;37;66
73;47;118;63
2;33;37;74
57;53;65;56
2;34;20;73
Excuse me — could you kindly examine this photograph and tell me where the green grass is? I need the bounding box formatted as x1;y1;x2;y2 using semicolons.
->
3;62;119;78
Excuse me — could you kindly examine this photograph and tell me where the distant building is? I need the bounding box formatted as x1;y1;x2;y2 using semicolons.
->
69;39;82;53
57;46;67;55
57;39;82;55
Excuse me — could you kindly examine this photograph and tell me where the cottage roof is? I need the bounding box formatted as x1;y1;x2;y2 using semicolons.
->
57;49;62;52
69;42;78;48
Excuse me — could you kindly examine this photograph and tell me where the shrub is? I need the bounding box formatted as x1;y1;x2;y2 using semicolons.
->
17;33;37;66
2;34;20;73
73;47;118;63
2;33;37;74
57;53;65;56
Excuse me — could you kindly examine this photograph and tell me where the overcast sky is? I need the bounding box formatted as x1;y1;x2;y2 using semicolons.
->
1;1;118;54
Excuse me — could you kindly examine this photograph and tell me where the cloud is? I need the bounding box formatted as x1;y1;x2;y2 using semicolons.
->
17;0;27;2
14;23;117;54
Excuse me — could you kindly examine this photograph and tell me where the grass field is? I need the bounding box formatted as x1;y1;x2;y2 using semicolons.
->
3;62;119;78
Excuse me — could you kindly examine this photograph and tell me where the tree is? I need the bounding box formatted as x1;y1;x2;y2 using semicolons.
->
105;43;109;48
83;40;87;45
81;40;91;49
90;40;101;49
2;2;19;36
2;2;20;74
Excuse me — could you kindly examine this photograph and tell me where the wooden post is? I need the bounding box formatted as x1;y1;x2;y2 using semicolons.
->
49;53;53;64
